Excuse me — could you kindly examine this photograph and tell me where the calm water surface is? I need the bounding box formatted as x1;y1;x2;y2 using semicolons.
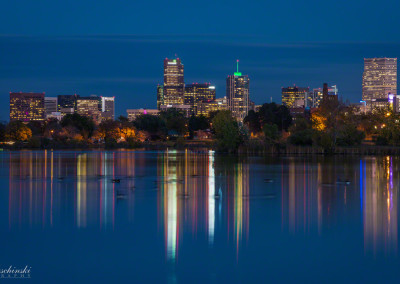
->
1;150;399;283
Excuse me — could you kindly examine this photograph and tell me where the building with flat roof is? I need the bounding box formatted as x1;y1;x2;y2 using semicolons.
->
57;94;80;111
160;104;192;117
127;109;159;121
10;92;45;122
184;83;216;116
76;96;101;123
281;86;309;108
101;96;115;121
44;97;58;117
362;58;397;111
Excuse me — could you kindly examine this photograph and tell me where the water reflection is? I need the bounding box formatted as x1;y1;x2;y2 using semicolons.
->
363;157;398;256
4;151;400;260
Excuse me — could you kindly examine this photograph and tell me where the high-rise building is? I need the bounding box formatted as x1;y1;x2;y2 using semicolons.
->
308;85;338;108
10;92;45;122
281;86;309;108
362;58;397;110
44;97;58;116
157;85;164;110
57;94;80;111
184;83;216;115
226;60;250;122
101;97;115;121
163;58;184;105
77;96;101;123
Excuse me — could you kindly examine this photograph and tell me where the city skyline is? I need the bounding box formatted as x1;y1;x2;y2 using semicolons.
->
2;37;400;120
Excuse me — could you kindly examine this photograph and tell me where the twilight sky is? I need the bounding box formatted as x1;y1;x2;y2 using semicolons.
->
1;0;399;120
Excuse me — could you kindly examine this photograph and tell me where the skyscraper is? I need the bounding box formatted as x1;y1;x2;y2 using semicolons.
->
281;86;309;108
101;96;115;121
226;60;250;122
157;84;164;110
362;58;397;110
163;58;184;105
184;83;216;115
10;92;45;122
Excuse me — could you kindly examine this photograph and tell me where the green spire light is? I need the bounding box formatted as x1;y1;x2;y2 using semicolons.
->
234;59;242;76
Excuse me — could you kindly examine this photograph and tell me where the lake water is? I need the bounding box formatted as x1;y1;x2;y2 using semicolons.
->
1;150;399;283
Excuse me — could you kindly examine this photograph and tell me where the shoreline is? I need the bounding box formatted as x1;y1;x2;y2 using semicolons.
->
2;142;400;156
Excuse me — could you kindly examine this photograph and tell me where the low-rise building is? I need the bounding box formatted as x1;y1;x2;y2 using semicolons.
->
127;109;159;121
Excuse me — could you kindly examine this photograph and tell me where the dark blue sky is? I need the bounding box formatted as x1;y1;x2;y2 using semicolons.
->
2;0;399;42
1;0;399;119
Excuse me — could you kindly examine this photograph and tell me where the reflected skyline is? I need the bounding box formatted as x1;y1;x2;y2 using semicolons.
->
4;151;400;262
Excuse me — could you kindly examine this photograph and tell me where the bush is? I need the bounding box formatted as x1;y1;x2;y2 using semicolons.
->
28;136;41;148
289;129;313;146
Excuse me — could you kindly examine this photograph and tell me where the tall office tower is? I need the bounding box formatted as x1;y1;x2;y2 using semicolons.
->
226;60;250;122
10;92;45;122
101;97;115;121
157;85;164;110
362;58;397;110
57;94;80;111
163;58;184;105
77;96;102;123
44;97;58;116
184;83;216;115
281;86;309;108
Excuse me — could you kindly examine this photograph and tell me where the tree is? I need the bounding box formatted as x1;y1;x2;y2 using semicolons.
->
188;115;209;132
160;109;188;135
5;121;32;141
98;120;120;140
258;103;292;131
262;124;280;144
61;113;95;139
336;125;365;146
243;110;261;134
134;114;167;137
212;110;241;152
0;122;6;141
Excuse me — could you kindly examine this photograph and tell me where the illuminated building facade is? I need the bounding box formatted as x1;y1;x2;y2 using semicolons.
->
184;83;216;115
281;86;309;108
362;58;397;111
226;61;250;122
101;97;115;121
44;97;58;117
76;96;101;123
163;58;184;105
370;94;397;111
307;84;338;107
57;94;80;111
10;92;45;122
157;85;164;110
126;109;159;121
197;98;227;117
160;104;192;117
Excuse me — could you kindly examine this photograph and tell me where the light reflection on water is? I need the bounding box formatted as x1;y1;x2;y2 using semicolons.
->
2;150;400;281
